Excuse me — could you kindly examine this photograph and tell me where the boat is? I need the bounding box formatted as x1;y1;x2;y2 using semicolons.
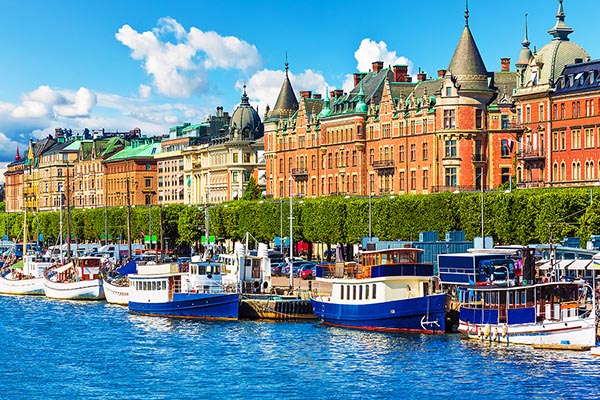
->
43;256;105;300
101;260;137;306
0;255;53;295
311;247;449;333
127;258;239;320
220;241;316;320
457;280;597;348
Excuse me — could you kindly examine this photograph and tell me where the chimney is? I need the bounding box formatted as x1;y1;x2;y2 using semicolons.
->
501;57;511;71
437;69;447;78
299;90;312;99
313;94;322;99
393;65;408;82
353;72;366;86
372;61;384;73
417;72;427;81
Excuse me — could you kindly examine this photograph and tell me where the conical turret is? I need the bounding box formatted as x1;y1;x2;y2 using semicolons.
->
447;1;490;93
268;55;299;121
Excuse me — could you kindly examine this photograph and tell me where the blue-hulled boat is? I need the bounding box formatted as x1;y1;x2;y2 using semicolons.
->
311;247;449;333
128;257;239;320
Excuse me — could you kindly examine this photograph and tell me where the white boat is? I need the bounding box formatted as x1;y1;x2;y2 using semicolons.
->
43;256;105;300
0;255;53;295
457;281;597;348
101;260;137;306
102;275;129;305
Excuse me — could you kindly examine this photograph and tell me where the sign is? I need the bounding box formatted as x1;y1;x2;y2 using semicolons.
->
144;235;157;244
201;235;216;244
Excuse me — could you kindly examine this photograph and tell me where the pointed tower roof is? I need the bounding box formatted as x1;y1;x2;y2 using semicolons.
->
548;0;573;41
448;2;487;77
516;14;533;69
267;55;299;121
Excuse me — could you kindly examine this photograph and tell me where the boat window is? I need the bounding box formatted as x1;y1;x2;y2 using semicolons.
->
353;285;356;300
372;284;376;299
340;285;344;300
365;284;369;300
152;281;157;291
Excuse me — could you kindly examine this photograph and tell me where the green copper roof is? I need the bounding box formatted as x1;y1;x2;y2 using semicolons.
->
105;142;161;162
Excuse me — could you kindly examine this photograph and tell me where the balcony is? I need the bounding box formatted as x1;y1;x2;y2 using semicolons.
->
291;168;308;178
516;149;545;161
372;160;395;169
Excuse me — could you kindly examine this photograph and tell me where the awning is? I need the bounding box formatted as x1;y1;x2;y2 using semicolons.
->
53;263;74;274
567;259;592;271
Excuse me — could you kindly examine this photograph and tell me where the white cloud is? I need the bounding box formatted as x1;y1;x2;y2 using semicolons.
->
53;87;97;118
139;84;152;99
116;17;261;98
239;69;329;116
353;38;413;73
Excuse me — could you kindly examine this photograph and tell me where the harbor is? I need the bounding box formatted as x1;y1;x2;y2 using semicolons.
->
1;293;599;400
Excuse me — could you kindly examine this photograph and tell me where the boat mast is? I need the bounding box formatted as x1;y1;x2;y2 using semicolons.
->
289;172;293;288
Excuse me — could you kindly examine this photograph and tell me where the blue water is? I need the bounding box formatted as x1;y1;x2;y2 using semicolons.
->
1;295;599;400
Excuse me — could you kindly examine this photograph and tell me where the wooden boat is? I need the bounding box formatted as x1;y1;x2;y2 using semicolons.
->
128;259;238;320
311;247;449;333
0;255;53;295
457;281;597;347
43;256;105;300
101;260;137;306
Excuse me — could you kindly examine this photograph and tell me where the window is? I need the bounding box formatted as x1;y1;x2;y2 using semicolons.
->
445;167;457;187
443;110;455;129
445;140;457;158
475;110;483;129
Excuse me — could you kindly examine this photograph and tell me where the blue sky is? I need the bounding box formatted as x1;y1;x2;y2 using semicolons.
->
0;0;598;171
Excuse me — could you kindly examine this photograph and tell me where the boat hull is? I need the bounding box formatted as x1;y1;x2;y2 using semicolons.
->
240;295;315;320
0;276;44;295
458;316;597;347
43;278;105;300
311;293;448;334
129;292;239;320
103;279;129;306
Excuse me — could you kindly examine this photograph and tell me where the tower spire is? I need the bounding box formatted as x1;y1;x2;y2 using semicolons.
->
548;0;573;41
522;13;530;47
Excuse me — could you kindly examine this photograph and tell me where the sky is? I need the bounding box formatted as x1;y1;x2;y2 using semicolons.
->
1;0;599;178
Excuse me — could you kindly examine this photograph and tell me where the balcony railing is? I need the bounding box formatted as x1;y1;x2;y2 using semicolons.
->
516;149;545;160
372;160;395;169
291;168;308;176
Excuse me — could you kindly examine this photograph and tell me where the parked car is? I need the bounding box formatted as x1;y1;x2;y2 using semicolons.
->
281;260;308;277
271;262;286;277
300;264;317;280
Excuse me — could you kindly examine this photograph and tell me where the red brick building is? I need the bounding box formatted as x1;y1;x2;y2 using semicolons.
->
264;5;521;198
